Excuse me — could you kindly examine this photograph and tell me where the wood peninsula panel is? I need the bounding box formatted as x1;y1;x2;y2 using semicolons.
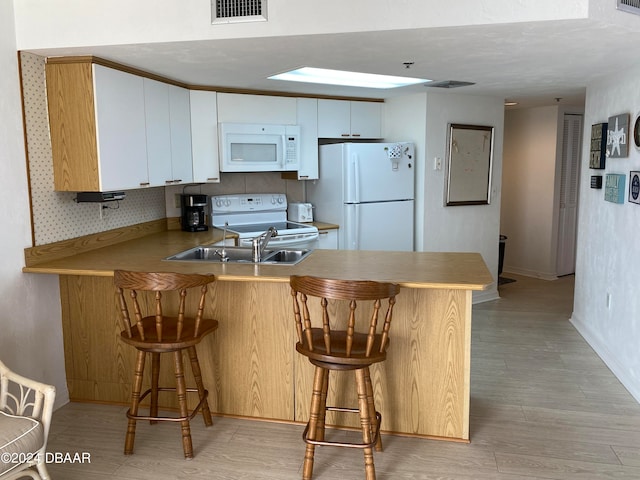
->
211;281;293;420
34;236;491;441
293;287;472;441
59;276;293;421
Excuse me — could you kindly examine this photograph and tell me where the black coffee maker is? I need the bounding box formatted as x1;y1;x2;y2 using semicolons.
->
180;194;209;232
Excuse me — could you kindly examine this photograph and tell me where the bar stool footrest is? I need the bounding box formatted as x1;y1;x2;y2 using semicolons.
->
302;406;382;449
126;387;209;423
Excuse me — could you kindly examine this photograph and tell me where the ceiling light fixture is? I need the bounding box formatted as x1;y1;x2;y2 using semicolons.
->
268;67;430;89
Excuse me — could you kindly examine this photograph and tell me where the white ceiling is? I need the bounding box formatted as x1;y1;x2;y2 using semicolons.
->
27;9;640;109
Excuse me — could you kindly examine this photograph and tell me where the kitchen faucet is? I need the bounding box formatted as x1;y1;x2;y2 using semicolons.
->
251;227;277;262
214;222;230;262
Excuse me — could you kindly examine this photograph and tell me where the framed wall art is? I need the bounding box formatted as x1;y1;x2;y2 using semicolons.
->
589;123;607;169
633;113;640;151
606;113;629;158
445;123;494;206
604;173;626;204
629;171;640;204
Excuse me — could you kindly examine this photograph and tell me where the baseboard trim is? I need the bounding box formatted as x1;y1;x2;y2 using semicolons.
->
503;266;558;281
570;313;640;404
473;288;500;304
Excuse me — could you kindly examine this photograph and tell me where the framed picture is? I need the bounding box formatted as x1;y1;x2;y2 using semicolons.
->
629;171;640;204
589;123;607;169
445;124;494;206
604;173;626;204
633;114;640;151
606;113;629;158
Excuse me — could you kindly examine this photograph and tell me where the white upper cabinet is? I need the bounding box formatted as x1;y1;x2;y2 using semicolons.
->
190;90;220;183
294;98;319;180
144;79;193;186
317;99;383;139
217;93;297;124
350;101;383;138
168;86;193;184
143;78;172;186
93;65;149;191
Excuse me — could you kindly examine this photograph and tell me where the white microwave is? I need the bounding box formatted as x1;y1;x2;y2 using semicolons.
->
219;123;301;172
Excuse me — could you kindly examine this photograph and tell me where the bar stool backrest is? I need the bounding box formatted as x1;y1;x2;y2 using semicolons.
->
114;270;215;343
290;275;400;363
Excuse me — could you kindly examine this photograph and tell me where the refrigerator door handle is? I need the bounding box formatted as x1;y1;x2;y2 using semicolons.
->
346;152;360;204
353;203;360;250
353;154;360;203
344;203;359;250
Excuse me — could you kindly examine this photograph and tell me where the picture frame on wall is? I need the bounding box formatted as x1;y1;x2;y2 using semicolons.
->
633;114;640;151
606;113;630;158
629;171;640;204
589;123;607;169
445;124;494;206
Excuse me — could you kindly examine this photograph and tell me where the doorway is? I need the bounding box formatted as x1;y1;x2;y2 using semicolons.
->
556;113;582;276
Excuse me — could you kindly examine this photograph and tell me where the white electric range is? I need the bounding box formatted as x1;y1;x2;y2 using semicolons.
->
210;193;319;248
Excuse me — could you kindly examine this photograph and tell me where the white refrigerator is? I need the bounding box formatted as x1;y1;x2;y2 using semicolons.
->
307;142;415;251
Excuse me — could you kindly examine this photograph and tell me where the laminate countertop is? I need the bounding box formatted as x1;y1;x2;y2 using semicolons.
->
23;229;493;290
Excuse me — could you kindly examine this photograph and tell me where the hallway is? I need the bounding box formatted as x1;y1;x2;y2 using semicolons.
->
45;274;640;479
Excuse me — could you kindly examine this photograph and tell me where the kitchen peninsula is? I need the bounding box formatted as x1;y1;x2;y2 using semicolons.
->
23;225;492;442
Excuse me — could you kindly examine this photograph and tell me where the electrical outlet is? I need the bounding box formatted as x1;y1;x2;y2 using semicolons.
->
174;194;182;209
434;156;442;170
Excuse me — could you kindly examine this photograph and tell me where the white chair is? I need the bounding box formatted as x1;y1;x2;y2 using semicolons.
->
0;360;55;480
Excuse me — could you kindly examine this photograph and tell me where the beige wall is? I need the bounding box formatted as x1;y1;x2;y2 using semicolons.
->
0;1;68;406
501;106;561;279
573;62;640;403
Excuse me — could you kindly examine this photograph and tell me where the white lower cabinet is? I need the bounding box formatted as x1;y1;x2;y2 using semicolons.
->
317;228;338;249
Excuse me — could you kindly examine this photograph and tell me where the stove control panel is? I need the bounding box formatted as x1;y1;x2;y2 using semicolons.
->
211;193;288;213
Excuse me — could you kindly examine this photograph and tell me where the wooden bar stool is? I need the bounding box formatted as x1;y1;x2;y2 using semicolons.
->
114;270;218;459
290;275;400;480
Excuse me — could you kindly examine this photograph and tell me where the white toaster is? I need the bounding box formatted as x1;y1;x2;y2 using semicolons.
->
288;203;313;222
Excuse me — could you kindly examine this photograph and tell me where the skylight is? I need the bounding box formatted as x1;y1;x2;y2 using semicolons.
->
268;67;430;89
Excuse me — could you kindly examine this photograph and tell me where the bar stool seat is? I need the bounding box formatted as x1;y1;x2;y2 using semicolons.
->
290;275;400;480
114;270;218;459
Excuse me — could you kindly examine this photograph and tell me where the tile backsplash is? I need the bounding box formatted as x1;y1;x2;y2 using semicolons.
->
21;52;304;246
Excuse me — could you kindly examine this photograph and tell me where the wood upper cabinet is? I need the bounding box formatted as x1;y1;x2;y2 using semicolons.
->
46;60;193;192
190;90;220;183
46;62;150;191
317;99;383;139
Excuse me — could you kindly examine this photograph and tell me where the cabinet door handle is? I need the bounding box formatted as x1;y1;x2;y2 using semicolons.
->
139;182;150;186
165;180;173;184
206;177;219;181
341;133;350;137
352;134;361;137
174;179;182;183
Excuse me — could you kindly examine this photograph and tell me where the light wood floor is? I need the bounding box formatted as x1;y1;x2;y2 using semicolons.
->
45;274;640;479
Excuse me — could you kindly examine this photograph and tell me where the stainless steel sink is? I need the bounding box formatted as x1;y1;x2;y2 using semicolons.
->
164;246;312;265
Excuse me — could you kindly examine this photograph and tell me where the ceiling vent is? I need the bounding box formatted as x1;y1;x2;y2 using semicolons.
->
425;80;475;89
617;0;640;15
212;0;267;24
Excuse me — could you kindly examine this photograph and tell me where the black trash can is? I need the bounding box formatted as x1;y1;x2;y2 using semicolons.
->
498;235;507;276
